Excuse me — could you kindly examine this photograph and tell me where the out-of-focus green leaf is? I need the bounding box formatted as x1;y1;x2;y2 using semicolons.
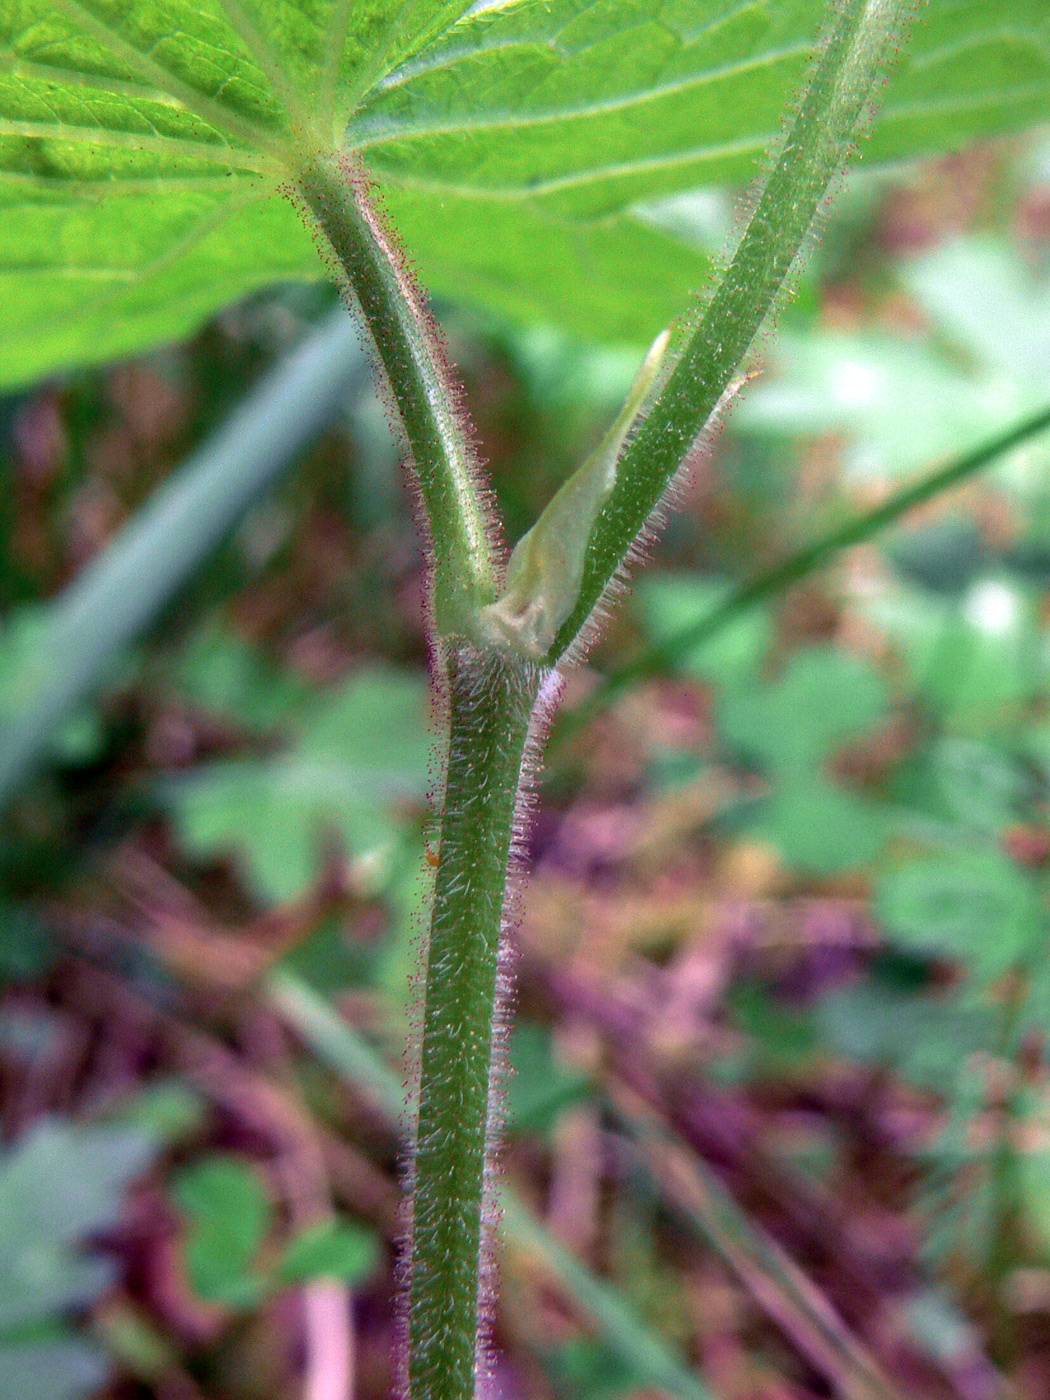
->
930;739;1031;835
875;848;1036;977
168;664;430;903
507;1021;591;1133
736;329;1014;480
635;574;770;689
863;580;1032;733
174;1155;273;1307
277;1219;379;1285
815;982;997;1089
0;1338;109;1400
175;623;313;731
0;1120;156;1332
718;647;889;872
755;775;887;875
738;239;1050;491
908;239;1050;386
721;646;887;772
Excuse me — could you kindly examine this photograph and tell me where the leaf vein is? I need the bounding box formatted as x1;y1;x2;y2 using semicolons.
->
371;131;769;204
0;117;279;175
47;0;287;157
1;185;274;348
352;40;810;148
211;0;310;143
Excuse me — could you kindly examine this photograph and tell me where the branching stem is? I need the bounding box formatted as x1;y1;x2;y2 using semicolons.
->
548;0;914;662
294;10;916;1400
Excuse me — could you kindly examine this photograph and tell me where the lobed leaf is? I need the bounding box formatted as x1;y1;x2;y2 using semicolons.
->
358;0;1050;216
167;665;430;903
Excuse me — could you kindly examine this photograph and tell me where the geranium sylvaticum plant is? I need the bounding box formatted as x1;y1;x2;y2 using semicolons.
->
13;0;1050;1395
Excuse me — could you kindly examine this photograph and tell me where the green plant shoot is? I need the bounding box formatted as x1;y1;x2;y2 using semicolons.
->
478;329;671;659
15;0;1050;1398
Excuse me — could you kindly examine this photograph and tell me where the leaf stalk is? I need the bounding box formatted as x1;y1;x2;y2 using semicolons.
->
547;0;915;663
297;155;499;641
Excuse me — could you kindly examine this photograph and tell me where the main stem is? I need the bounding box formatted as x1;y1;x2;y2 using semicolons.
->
297;157;539;1400
409;646;544;1400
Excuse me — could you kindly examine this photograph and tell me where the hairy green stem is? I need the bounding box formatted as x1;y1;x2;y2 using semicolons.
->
549;0;913;662
296;157;544;1400
408;646;545;1400
297;156;498;637
267;969;714;1400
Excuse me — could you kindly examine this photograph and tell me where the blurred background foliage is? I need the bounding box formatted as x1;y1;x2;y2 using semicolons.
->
8;123;1050;1400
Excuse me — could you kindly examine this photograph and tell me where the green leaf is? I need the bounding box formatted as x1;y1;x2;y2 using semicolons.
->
0;0;475;384
635;573;771;688
544;1337;645;1400
175;622;313;731
718;647;889;873
907;237;1050;386
737;238;1050;484
174;1154;274;1307
168;664;430;903
0;1119;157;1335
0;1338;109;1400
720;646;887;774
111;1082;206;1147
863;581;1032;733
755;775;887;874
929;738;1030;835
380;189;715;345
736;330;1003;480
815;982;997;1089
277;1219;379;1285
356;1;1050;217
3;1;1050;382
507;1021;590;1133
875;847;1036;976
357;0;1050;337
0;189;320;390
